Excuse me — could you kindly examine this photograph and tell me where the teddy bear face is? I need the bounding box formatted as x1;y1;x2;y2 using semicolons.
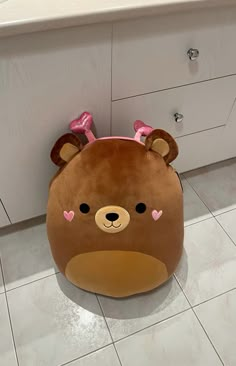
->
47;138;183;297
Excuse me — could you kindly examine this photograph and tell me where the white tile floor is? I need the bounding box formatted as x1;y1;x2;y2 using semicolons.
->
1;158;236;366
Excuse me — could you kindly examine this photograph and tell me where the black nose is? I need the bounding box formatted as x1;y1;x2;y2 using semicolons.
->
106;213;119;222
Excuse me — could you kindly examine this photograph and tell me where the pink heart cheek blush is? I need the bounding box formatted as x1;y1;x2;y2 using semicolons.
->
63;210;75;222
152;210;163;221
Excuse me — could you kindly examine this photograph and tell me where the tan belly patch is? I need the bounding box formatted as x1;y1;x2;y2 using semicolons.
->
65;250;168;297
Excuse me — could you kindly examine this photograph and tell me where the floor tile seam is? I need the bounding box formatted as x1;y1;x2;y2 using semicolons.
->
112;307;191;344
192;307;225;366
5;291;20;366
5;271;60;293
182;173;217;215
175;274;225;365
58;343;113;366
0;257;6;293
184;216;213;228
96;294;123;364
214;207;236;217
215;216;236;247
192;287;236;309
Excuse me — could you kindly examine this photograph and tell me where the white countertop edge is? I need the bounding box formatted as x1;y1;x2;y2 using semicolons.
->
0;0;236;38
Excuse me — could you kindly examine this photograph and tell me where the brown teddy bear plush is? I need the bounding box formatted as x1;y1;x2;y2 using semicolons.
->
47;114;183;298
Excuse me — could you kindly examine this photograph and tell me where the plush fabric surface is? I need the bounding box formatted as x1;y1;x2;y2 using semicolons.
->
47;132;183;297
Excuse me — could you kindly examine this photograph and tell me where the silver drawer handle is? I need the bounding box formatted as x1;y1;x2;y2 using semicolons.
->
187;48;199;61
174;113;184;123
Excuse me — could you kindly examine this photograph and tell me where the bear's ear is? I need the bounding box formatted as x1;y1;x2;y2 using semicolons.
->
50;133;82;166
145;129;178;164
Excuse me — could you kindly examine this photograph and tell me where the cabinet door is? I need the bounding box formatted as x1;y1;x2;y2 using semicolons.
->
112;7;236;100
0;200;10;228
0;24;111;223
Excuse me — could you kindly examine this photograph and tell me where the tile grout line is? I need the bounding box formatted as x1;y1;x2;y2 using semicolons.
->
214;207;236;217
181;175;214;227
215;216;236;247
182;173;214;215
174;274;192;308
0;258;20;366
192;308;225;366
182;169;236;222
192;287;236;309
59;343;113;366
184;215;213;228
96;295;123;366
0;256;6;293
111;307;191;345
113;343;123;366
96;295;115;342
4;293;20;366
174;275;225;365
182;172;236;241
5;271;60;293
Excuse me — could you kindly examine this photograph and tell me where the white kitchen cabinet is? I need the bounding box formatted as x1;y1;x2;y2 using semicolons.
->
112;7;236;99
0;200;10;227
0;24;112;223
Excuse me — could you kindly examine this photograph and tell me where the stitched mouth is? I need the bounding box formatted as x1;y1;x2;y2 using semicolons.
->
104;223;121;229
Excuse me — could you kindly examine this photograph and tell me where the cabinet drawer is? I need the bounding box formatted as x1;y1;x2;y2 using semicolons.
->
113;7;236;99
112;76;236;138
0;200;10;228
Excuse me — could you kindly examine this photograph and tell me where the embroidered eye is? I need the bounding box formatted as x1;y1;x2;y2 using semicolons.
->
136;203;146;214
80;203;90;214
